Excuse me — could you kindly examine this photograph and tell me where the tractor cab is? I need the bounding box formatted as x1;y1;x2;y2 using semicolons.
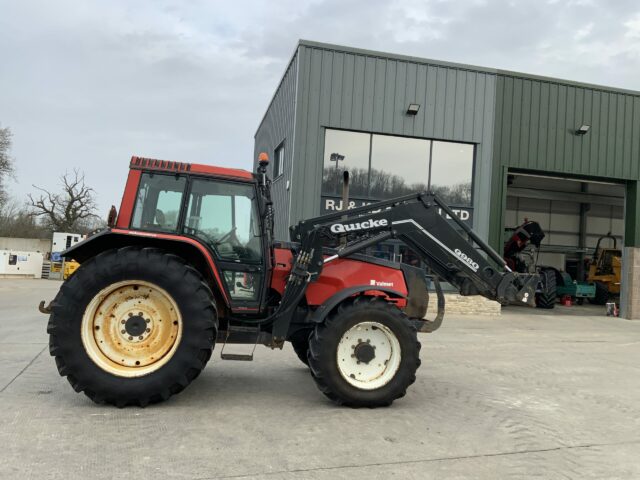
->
113;156;271;312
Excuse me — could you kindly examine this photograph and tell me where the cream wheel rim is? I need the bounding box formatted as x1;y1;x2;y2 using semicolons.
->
336;321;401;390
81;280;182;378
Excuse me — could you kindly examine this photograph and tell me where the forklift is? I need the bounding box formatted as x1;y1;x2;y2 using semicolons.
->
587;233;622;304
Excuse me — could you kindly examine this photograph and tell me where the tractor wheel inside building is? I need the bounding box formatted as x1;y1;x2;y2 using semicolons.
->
590;281;610;305
289;329;312;366
47;247;217;407
308;296;421;408
536;268;557;309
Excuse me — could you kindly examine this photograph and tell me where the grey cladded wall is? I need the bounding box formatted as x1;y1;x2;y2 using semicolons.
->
489;73;640;247
255;40;640;245
256;40;498;241
254;50;299;240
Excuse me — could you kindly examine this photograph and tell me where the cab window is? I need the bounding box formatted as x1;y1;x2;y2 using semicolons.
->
131;173;186;232
184;179;262;263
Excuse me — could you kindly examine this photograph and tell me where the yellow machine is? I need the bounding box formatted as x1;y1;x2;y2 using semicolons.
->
63;260;80;280
587;234;622;304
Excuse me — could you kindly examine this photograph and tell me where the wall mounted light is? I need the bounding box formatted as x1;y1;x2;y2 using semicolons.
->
576;124;590;135
406;103;420;115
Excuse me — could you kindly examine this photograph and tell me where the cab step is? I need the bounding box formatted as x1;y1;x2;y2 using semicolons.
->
219;324;260;361
220;353;254;361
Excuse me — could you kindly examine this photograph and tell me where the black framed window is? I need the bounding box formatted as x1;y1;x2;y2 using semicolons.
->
370;134;430;199
430;141;474;205
184;179;262;264
321;129;474;207
131;173;186;232
274;142;285;178
322;130;370;197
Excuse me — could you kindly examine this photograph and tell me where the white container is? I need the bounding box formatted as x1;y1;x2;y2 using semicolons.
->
52;232;84;254
0;250;44;278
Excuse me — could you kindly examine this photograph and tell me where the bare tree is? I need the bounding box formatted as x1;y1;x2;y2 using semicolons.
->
28;170;99;233
0;125;15;207
0;199;49;238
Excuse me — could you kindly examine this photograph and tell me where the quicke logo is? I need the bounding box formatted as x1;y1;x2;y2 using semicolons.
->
330;218;388;234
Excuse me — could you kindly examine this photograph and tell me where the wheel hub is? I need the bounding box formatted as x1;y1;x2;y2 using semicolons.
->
353;341;376;364
336;321;402;390
124;314;147;337
81;280;182;378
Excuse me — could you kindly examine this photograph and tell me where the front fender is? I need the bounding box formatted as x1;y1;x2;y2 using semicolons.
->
309;285;406;324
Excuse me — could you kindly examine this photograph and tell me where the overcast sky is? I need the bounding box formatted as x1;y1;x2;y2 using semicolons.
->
1;0;639;214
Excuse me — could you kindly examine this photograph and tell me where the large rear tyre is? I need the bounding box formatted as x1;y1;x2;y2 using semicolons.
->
308;296;421;408
536;269;557;309
47;247;217;407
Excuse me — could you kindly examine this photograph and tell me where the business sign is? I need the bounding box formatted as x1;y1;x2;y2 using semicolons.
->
320;195;474;226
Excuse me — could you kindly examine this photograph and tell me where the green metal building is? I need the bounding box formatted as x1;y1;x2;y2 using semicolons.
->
255;40;640;318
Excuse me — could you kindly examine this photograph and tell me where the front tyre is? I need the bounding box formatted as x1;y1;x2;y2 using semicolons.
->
48;247;217;407
536;268;557;309
308;297;421;407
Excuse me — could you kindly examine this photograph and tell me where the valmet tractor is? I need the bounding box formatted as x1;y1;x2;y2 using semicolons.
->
41;155;539;408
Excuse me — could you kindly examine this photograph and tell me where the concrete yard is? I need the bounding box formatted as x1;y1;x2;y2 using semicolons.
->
1;278;639;479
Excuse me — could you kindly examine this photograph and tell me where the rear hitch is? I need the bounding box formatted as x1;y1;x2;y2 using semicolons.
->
38;300;53;314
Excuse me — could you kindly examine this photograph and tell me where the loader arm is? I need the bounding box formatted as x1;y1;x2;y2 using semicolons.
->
289;192;538;305
259;192;538;346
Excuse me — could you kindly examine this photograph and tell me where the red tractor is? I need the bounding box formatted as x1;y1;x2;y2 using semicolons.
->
42;154;538;407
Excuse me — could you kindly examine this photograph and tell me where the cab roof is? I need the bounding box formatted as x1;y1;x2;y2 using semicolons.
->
130;156;254;181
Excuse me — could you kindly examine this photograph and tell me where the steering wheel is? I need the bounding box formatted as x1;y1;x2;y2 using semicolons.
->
183;226;217;246
155;209;166;226
215;227;240;247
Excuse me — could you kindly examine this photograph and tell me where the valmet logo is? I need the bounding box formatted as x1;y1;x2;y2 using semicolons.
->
330;218;388;234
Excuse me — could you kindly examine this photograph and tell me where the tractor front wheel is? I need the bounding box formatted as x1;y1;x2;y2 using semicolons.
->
47;247;217;407
308;296;421;407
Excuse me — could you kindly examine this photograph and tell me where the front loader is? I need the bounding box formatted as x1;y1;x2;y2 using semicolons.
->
42;154;539;408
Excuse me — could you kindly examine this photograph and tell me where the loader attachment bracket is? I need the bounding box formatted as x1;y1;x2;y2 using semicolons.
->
38;300;53;315
412;276;445;333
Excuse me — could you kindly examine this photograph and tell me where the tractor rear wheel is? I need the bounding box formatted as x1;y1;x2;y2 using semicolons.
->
308;296;421;407
48;247;217;407
536;269;557;309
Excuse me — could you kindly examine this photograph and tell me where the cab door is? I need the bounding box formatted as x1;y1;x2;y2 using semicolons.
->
183;178;266;312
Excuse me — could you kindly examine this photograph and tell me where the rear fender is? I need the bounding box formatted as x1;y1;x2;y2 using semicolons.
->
63;229;230;308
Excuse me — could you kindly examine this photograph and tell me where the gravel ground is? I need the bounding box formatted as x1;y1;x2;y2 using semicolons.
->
1;278;639;479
